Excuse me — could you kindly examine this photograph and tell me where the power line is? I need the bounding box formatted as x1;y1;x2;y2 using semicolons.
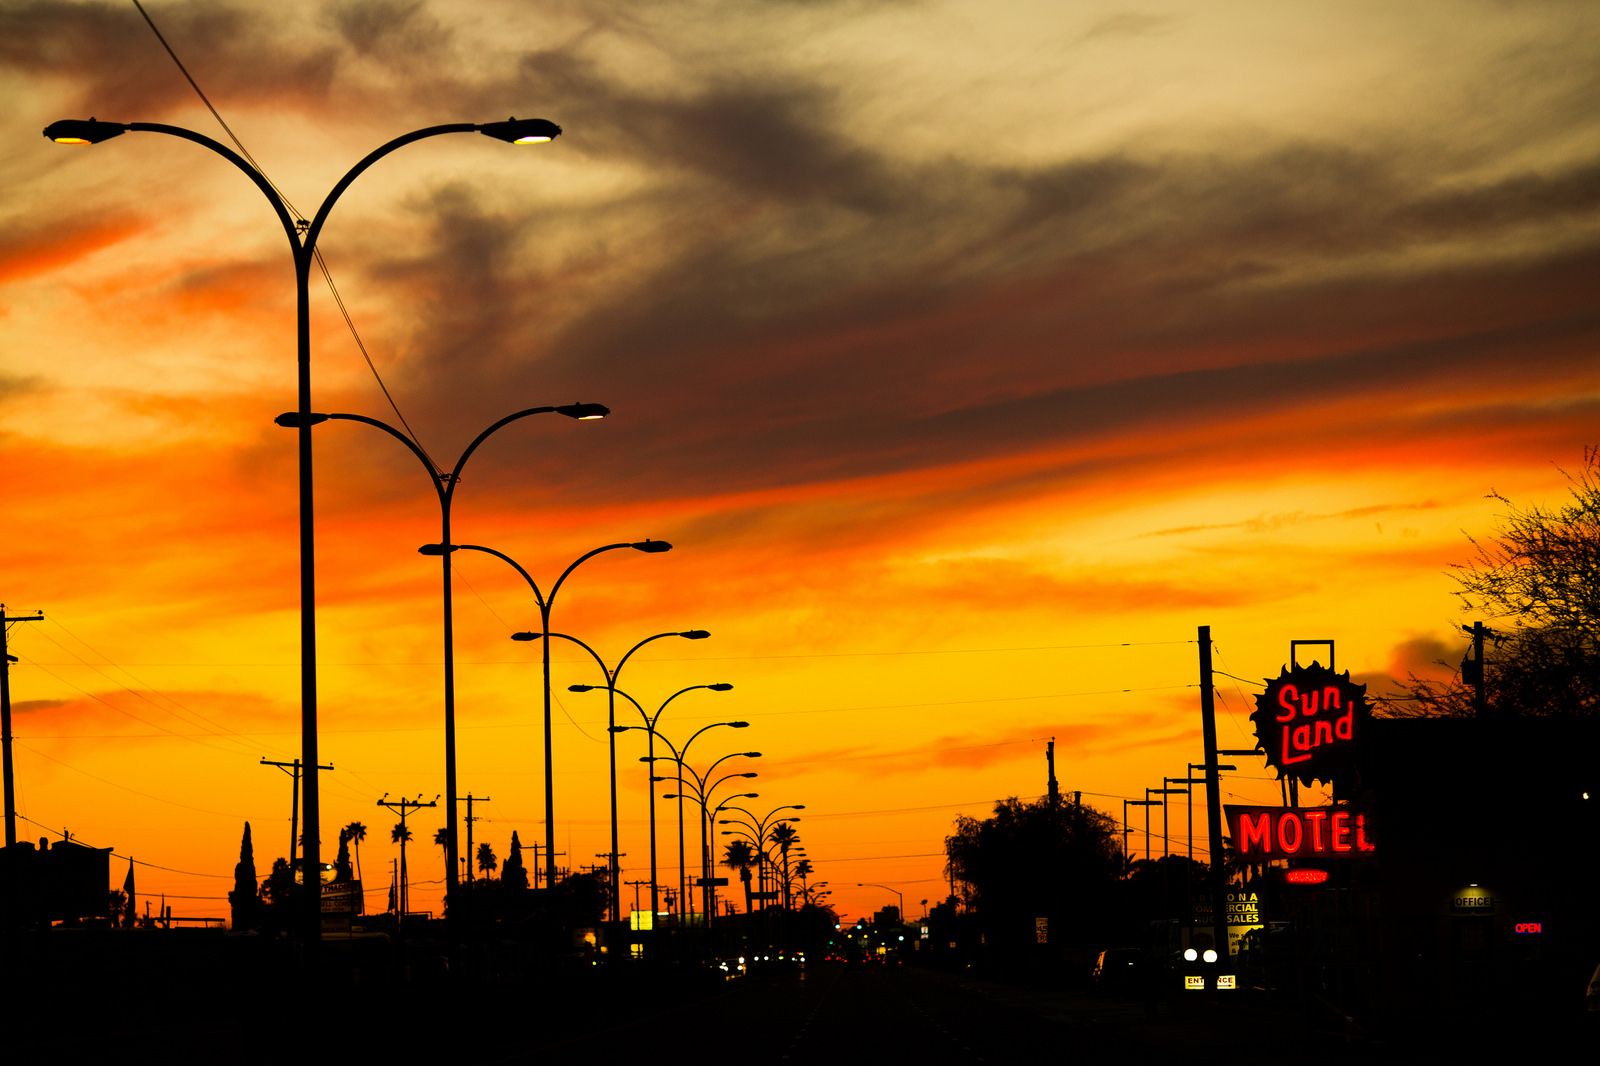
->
130;0;431;459
18;813;230;878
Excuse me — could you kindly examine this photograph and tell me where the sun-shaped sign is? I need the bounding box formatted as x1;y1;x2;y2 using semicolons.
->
1250;662;1371;788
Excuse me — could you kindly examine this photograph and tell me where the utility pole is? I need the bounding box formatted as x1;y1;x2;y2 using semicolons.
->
261;757;333;871
1045;737;1059;805
626;878;650;916
1462;621;1490;717
2;605;44;848
1198;624;1228;960
531;841;566;889
377;793;436;916
464;793;490;882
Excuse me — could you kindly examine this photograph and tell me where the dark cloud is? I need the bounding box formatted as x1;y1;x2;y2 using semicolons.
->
0;1;340;118
325;0;450;62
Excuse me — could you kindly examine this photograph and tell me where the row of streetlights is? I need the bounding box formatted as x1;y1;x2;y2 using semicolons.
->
45;111;569;943
46;110;818;943
1123;763;1238;869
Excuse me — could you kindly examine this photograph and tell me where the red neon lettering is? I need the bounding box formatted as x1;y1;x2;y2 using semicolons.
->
1283;723;1312;764
1303;809;1328;851
1237;812;1273;855
1335;707;1353;741
1276;684;1299;723
1355;813;1374;852
1514;922;1542;934
1330;811;1352;852
1322;685;1342;710
1313;718;1335;746
1277;814;1303;854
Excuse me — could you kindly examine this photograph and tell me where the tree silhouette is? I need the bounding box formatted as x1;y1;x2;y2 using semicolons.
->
333;825;353;883
228;821;260;931
769;823;799;908
1399;447;1600;717
477;842;498;877
345;821;367;882
433;826;450;883
723;840;755;913
946;796;1121;958
503;831;529;890
392;822;412;915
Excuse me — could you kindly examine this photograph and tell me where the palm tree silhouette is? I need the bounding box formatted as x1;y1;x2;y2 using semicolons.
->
392;821;413;915
769;823;799;908
434;826;450;884
345;821;367;882
723;840;755;913
476;842;498;877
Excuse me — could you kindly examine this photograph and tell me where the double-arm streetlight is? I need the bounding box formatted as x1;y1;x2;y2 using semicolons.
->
578;681;733;919
520;630;711;921
718;803;805;910
281;405;606;910
656;739;755;921
439;540;671;889
45;113;562;942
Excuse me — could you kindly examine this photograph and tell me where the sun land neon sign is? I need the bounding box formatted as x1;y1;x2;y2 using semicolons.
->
1227;806;1375;860
1250;662;1371;788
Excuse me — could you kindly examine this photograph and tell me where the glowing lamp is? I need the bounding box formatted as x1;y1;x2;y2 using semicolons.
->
477;117;562;144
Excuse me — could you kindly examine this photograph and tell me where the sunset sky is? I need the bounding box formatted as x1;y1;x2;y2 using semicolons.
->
2;0;1596;925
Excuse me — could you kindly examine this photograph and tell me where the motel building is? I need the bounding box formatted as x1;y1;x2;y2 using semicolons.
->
1222;667;1599;1036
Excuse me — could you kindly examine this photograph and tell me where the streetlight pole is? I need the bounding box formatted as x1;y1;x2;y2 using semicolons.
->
300;404;606;911
718;804;804;910
670;756;762;925
45;113;563;944
1122;798;1158;874
650;724;754;927
589;683;735;921
856;882;905;921
449;539;672;891
518;630;712;922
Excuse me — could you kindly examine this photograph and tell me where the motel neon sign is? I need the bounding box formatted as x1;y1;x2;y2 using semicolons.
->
1249;662;1372;788
1226;805;1375;860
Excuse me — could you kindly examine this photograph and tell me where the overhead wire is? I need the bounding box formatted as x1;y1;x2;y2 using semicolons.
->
131;0;434;463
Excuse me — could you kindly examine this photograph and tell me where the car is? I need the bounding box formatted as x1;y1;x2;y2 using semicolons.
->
1092;947;1142;994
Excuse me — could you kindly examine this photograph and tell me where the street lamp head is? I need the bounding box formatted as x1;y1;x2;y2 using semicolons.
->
511;632;538;642
417;543;459;556
743;752;763;758
736;772;758;778
727;721;749;728
555;402;608;420
681;629;711;639
632;539;672;554
476;117;562;144
44;118;128;145
273;411;329;428
709;683;734;692
569;684;598;693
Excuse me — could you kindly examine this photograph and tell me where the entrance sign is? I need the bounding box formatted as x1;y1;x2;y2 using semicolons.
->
1227;805;1375;860
1250;662;1372;788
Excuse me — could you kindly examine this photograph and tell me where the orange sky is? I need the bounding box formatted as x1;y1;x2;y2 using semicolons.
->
2;0;1597;925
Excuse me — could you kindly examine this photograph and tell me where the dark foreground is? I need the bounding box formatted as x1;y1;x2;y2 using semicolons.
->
2;938;1593;1064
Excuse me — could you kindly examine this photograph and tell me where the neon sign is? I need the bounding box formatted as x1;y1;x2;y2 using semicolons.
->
1285;868;1330;885
1250;662;1372;787
1227;805;1375;860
